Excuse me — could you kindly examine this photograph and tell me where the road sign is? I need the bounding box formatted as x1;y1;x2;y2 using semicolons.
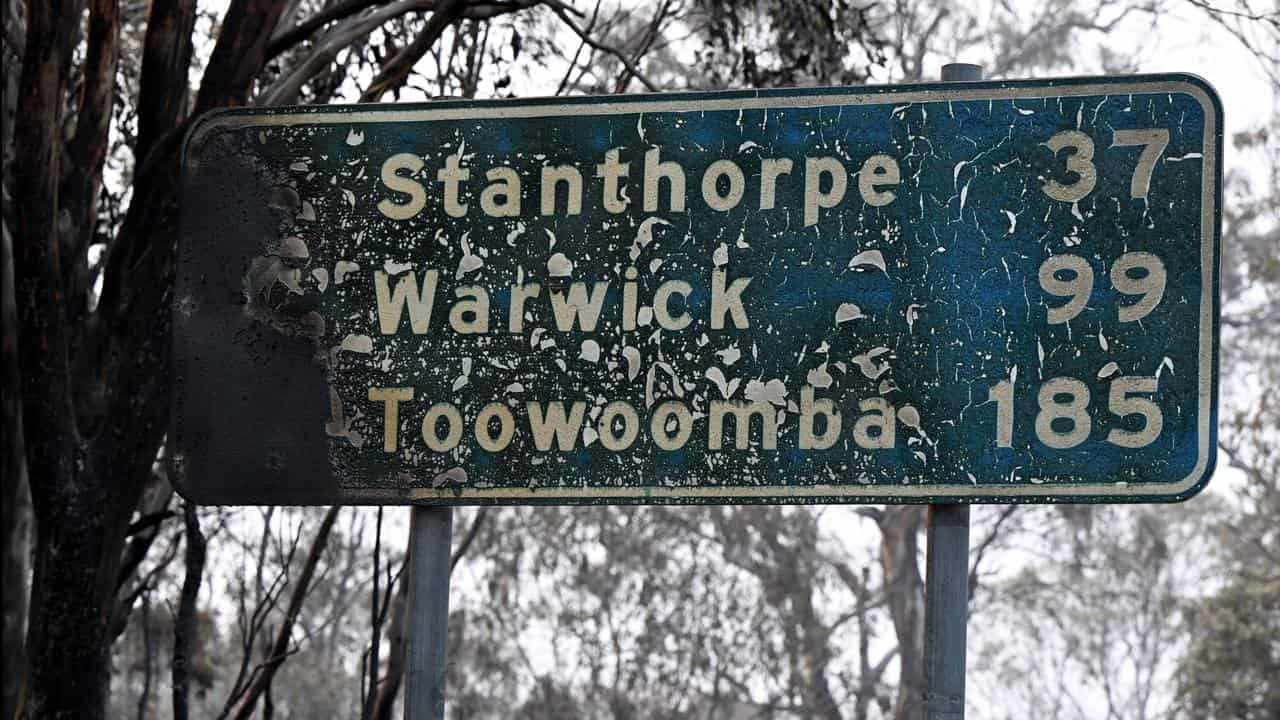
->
172;73;1221;505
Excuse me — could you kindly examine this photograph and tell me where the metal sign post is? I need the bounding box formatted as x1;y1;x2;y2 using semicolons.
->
924;503;970;719
405;505;452;719
920;61;981;720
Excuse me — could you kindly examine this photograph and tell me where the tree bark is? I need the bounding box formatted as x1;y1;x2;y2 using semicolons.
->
134;0;197;167
172;502;206;720
194;0;290;112
2;186;33;720
358;0;466;102
11;0;114;716
370;571;409;720
2;4;29;694
1;6;27;714
58;0;119;324
874;507;927;720
7;0;533;715
11;1;275;716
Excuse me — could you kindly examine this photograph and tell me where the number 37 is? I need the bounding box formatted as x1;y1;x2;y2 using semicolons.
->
1042;128;1169;202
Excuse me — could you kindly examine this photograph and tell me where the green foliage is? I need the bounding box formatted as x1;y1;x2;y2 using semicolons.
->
1172;579;1280;718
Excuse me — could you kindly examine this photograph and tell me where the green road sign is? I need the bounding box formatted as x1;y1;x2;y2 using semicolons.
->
173;74;1221;505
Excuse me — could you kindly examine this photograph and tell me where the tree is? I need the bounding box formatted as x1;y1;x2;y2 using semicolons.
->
1172;578;1280;718
2;1;674;717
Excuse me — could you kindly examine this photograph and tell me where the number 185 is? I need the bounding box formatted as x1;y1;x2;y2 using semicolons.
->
988;376;1162;450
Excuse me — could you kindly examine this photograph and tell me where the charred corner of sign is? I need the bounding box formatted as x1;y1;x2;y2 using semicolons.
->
232;135;329;343
264;447;287;471
190;127;238;168
242;257;326;337
325;387;366;448
173;292;199;321
242;228;328;345
186;111;250;161
266;185;303;234
168;451;187;481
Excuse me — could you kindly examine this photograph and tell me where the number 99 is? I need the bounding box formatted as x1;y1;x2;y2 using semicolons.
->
1039;252;1166;324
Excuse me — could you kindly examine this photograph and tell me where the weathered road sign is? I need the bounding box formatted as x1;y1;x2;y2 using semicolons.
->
173;74;1221;505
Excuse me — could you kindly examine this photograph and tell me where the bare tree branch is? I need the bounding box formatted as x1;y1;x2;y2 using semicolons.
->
361;508;384;720
134;0;197;166
114;474;175;595
111;525;182;642
556;0;602;95
136;592;154;720
126;510;177;538
547;0;659;92
968;505;1019;600
450;506;488;572
359;0;469;102
59;0;119;318
224;506;342;720
1185;0;1280;22
612;0;672;93
261;0;435;105
267;0;393;60
369;576;408;720
195;0;291;113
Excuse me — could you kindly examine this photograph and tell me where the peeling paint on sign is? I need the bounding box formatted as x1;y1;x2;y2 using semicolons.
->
173;74;1221;505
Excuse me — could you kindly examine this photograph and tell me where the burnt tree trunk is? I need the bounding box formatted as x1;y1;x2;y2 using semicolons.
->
172;502;206;720
12;0;110;715
7;0;520;714
10;1;284;716
2;9;32;718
